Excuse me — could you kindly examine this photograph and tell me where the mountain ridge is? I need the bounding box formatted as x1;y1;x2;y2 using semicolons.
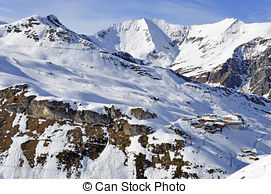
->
90;16;271;98
0;15;96;50
1;14;271;179
2;14;271;98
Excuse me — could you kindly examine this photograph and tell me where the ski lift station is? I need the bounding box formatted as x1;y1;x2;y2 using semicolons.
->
189;113;245;133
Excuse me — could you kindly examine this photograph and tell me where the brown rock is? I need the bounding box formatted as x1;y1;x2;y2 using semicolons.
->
130;108;157;120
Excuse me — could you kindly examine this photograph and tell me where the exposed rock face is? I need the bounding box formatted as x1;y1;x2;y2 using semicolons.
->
0;85;110;178
2;85;111;125
249;67;271;96
112;51;145;65
135;134;198;179
130;108;157;120
1;85;156;135
187;38;271;98
191;58;247;89
0;85;199;179
104;105;123;120
123;121;153;136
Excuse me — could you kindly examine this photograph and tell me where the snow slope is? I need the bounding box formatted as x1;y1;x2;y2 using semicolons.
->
0;15;271;179
228;154;271;179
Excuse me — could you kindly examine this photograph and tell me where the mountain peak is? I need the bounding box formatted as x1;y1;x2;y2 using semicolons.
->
216;17;244;27
139;17;149;22
7;14;67;29
43;14;64;28
222;17;239;22
27;14;66;29
91;17;179;67
0;14;94;47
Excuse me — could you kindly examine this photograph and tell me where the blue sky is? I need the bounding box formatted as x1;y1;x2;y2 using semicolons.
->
1;0;271;34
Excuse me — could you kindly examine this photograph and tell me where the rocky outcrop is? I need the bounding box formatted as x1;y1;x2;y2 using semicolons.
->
191;58;247;89
0;84;198;179
2;85;110;125
112;51;145;65
104;105;123;120
0;85;156;134
110;119;153;137
130;108;157;120
249;67;271;96
135;135;198;179
246;46;271;98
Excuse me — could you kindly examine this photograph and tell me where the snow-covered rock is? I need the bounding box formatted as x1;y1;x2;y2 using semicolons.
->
0;15;95;49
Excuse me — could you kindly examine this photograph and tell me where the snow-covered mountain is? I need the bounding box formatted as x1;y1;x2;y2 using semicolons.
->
0;15;95;48
1;15;271;179
171;18;271;74
90;18;180;68
91;17;271;98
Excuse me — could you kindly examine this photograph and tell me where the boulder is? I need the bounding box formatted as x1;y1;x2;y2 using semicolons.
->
130;108;157;120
